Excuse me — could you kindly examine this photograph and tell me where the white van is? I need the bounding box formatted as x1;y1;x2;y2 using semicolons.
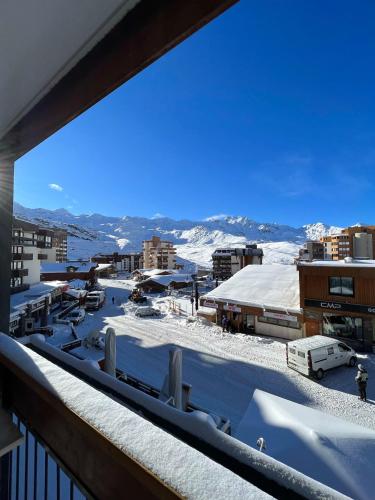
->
286;336;357;380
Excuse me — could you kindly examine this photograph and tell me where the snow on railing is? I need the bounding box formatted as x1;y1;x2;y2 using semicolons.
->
24;334;349;500
0;333;272;500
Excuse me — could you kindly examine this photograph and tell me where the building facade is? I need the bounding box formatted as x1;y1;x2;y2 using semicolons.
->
320;226;375;261
52;229;68;262
297;241;324;262
298;260;375;352
212;244;263;280
11;219;68;294
143;236;176;270
11;218;53;293
201;265;302;340
92;252;143;272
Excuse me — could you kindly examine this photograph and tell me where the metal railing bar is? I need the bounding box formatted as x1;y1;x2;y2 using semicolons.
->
56;464;60;500
70;480;74;500
44;450;48;500
24;429;28;500
15;418;20;500
33;440;37;500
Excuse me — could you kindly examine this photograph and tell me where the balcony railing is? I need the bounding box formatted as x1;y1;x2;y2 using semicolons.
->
37;254;48;260
10;269;28;278
12;253;33;261
0;335;181;500
10;284;30;295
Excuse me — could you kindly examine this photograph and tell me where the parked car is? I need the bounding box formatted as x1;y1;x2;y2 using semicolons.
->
66;308;86;325
135;306;161;317
286;335;357;380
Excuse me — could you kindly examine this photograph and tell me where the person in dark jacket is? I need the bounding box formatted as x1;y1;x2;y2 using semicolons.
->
355;364;368;401
112;296;115;305
221;315;228;332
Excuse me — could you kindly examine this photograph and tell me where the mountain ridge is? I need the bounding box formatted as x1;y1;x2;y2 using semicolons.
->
13;202;343;267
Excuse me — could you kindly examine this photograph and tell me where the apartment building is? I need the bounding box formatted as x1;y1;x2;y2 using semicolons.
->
92;252;143;272
212;244;263;280
297;241;324;262
320;226;375;261
11;218;67;294
143;236;176;270
52;229;68;262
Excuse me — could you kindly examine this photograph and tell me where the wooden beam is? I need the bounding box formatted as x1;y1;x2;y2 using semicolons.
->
0;0;238;162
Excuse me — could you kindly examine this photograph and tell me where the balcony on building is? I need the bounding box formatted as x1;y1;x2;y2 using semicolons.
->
12;252;33;261
11;269;29;278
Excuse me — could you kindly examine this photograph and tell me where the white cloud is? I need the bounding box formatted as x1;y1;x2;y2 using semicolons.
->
204;214;228;222
48;183;63;192
151;213;166;219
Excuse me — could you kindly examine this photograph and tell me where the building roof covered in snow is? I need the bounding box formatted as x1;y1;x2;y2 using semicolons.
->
41;262;97;274
140;274;193;287
10;281;68;313
299;258;375;268
203;264;301;313
235;390;375;500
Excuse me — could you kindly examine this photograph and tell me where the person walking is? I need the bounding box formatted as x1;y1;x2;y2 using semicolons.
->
112;296;115;305
355;364;368;402
221;315;228;332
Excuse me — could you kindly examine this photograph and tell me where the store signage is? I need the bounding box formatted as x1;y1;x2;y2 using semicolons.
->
224;304;241;313
264;311;298;323
305;299;375;315
203;300;218;309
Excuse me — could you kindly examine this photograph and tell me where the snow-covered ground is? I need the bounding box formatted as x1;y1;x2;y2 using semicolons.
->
72;278;375;433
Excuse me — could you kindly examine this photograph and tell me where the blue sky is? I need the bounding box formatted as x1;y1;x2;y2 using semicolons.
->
15;0;375;227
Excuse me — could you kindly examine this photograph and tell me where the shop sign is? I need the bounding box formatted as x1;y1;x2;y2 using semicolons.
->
224;304;241;313
203;300;218;309
264;311;298;323
305;299;375;315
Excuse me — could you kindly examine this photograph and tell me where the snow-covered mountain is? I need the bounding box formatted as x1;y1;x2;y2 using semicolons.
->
13;203;342;267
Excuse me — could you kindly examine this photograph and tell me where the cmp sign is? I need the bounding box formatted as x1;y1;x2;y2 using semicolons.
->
304;299;375;315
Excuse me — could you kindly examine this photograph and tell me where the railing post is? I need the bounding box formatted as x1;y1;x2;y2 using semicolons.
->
0;162;14;335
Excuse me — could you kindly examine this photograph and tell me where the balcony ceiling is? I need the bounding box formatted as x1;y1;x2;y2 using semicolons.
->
0;0;139;146
0;0;237;163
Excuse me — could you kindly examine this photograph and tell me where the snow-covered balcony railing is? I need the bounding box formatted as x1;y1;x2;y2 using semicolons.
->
0;335;352;500
0;334;270;500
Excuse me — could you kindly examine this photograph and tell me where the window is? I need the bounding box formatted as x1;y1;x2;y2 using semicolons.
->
327;346;334;355
298;351;305;358
323;315;363;341
289;347;296;354
338;343;350;352
258;315;300;330
329;276;354;296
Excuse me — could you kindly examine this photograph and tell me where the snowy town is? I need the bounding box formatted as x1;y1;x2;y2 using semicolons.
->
1;2;375;500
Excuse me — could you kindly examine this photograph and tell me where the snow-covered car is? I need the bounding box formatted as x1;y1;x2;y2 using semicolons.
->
66;308;86;325
135;306;161;317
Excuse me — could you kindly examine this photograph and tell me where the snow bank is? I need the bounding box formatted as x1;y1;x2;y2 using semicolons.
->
235;390;375;500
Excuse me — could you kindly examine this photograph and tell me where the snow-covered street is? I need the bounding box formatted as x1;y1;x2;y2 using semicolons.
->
75;278;375;432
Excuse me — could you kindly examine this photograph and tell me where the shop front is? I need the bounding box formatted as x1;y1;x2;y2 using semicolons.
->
304;299;375;352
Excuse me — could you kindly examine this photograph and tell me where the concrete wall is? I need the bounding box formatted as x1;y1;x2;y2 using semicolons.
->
24;247;41;285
